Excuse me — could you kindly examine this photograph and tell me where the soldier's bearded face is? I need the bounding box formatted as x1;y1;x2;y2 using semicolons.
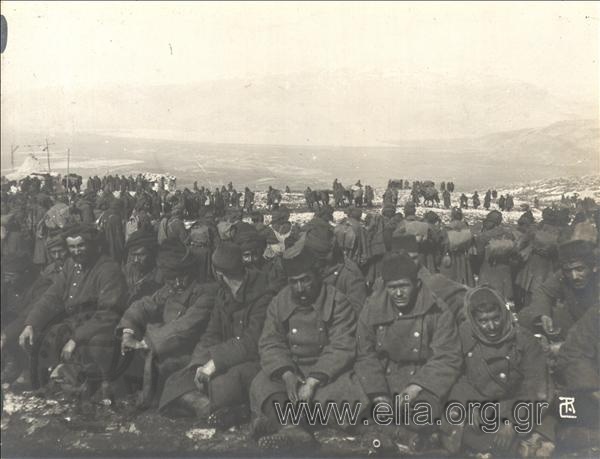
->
242;250;260;267
562;261;594;290
129;246;154;273
474;309;503;341
385;278;415;309
168;274;191;293
48;246;68;268
66;236;93;266
289;271;320;306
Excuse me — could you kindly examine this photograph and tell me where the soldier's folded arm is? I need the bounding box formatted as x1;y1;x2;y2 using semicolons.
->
209;294;269;373
408;307;462;399
355;306;391;398
259;297;297;380
308;295;356;385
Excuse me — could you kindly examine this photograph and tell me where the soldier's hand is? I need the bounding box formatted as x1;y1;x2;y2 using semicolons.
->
194;365;212;391
282;371;302;404
399;384;422;404
298;377;320;403
121;333;148;355
372;395;393;407
442;254;452;268
540;315;555;335
61;339;77;361
19;326;34;349
494;422;515;451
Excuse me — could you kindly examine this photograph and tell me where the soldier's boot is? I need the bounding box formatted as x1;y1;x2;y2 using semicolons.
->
517;433;555;458
179;391;212;420
257;425;317;450
249;415;280;440
207;403;250;430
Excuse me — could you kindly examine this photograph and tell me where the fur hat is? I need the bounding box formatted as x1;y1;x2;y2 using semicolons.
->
282;237;316;277
212;242;244;275
382;252;419;282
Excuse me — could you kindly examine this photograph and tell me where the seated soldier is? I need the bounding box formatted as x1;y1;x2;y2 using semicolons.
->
441;286;551;457
117;239;217;407
355;252;462;452
159;242;274;429
374;233;467;319
303;225;367;314
250;238;363;450
232;222;286;292
2;234;69;386
554;305;600;450
122;229;161;304
519;239;598;339
18;224;128;401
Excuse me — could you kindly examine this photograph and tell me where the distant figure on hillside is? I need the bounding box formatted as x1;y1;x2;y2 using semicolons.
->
498;195;506;211
472;192;480;209
484;190;492;210
443;189;451;208
460;193;468;209
506;194;515;211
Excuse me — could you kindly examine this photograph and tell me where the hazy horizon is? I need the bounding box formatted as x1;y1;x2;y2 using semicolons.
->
2;2;598;146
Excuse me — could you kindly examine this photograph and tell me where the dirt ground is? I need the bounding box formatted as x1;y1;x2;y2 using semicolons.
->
2;389;600;458
0;389;382;458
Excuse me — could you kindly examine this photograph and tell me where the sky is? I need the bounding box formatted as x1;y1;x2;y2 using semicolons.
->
1;1;598;99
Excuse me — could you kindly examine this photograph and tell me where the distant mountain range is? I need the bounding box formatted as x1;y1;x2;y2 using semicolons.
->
2;70;597;146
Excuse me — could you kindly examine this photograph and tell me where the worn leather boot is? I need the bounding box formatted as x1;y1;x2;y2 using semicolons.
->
207;403;250;430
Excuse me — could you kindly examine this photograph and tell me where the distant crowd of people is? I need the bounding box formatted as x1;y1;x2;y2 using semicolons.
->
1;171;599;456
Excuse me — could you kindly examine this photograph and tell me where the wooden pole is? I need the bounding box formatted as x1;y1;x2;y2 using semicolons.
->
45;138;51;172
66;148;71;202
10;144;19;170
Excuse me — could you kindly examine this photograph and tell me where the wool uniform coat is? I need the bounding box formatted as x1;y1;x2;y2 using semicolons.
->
518;271;598;338
250;283;367;418
355;284;462;403
555;306;600;428
323;258;368;314
159;269;273;411
25;255;128;382
443;322;548;452
116;281;218;365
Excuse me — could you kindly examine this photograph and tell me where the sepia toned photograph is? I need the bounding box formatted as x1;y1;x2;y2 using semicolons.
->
1;2;599;457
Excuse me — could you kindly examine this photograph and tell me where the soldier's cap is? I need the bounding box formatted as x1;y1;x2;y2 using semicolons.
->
484;210;503;226
345;206;362;220
423;211;440;224
46;233;67;250
233;223;266;252
304;225;334;260
212;241;244;276
316;204;334;220
382;252;418;283
391;233;419;254
282;236;317;277
62;223;100;243
158;238;197;279
451;207;463;221
125;230;158;253
271;206;290;225
558;239;597;266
